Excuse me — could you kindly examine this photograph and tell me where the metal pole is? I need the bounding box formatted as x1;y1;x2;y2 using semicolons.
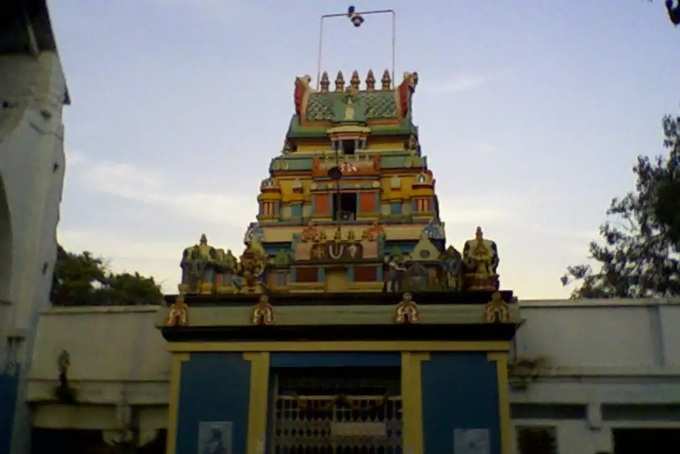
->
316;9;397;89
391;10;396;83
316;15;324;90
335;145;341;223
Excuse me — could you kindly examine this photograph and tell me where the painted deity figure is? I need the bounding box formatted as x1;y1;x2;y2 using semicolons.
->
180;234;217;292
403;262;428;292
462;227;499;291
180;234;240;294
202;427;226;454
384;251;408;293
166;296;189;327
484;291;510;323
362;222;384;241
394;292;419;324
239;238;267;293
214;249;239;292
441;245;463;291
252;295;274;326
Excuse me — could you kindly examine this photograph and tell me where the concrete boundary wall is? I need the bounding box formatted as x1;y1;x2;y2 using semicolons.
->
24;299;680;454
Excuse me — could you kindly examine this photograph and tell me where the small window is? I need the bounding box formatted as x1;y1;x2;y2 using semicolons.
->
390;202;402;215
296;267;319;283
355;266;378;282
333;193;357;221
516;426;557;454
342;140;356;155
290;204;303;218
413;198;431;213
390;176;401;189
613;429;680;454
260;201;275;217
270;271;287;287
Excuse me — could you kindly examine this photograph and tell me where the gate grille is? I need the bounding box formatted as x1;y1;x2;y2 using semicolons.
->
272;395;403;453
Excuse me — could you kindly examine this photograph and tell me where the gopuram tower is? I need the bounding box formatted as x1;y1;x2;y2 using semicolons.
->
161;12;520;454
177;69;501;298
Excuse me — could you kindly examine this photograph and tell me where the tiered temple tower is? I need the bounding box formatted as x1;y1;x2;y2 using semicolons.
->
177;70;500;297
162;70;519;454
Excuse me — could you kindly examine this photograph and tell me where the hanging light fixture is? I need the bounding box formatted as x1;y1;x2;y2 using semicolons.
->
667;0;680;26
347;6;365;27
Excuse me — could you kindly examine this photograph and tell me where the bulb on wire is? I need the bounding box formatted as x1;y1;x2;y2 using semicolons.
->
347;5;365;27
668;0;680;26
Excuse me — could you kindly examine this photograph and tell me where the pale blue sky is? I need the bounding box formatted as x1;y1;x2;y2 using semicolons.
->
49;1;680;298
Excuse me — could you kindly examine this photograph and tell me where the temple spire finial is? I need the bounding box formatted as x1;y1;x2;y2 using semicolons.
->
350;70;360;90
366;69;375;90
381;69;391;90
335;71;345;92
320;71;330;93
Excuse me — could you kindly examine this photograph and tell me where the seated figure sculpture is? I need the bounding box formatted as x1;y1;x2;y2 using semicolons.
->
462;227;499;291
213;249;239;293
238;238;267;294
441;245;463;291
180;234;241;294
180;234;217;294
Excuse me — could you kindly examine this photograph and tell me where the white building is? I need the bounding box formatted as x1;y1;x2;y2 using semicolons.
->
511;299;680;454
0;1;69;453
24;298;680;454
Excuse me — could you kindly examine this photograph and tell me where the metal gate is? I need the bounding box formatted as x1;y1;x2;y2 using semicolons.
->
272;394;403;453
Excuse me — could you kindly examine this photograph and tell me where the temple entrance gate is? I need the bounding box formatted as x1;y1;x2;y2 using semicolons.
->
272;395;402;453
270;365;403;453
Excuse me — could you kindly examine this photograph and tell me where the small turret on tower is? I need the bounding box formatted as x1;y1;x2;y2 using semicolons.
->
320;71;330;93
381;69;391;90
350;70;360;90
366;70;376;90
335;71;345;92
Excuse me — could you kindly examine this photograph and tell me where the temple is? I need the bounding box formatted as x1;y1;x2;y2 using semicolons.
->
9;7;680;454
162;69;520;454
177;69;501;297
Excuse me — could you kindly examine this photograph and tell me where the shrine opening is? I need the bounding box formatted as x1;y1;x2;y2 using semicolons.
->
160;11;520;454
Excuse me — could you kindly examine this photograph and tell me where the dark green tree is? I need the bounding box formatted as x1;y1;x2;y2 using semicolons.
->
51;245;163;305
562;114;680;298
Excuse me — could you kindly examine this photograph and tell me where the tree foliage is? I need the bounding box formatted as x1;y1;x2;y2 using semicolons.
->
51;245;163;305
562;114;680;298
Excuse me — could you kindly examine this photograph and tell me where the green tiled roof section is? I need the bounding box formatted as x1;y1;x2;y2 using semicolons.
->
287;116;328;138
363;91;398;118
286;116;418;139
270;156;313;171
381;154;427;169
305;92;335;121
305;91;399;122
371;123;418;135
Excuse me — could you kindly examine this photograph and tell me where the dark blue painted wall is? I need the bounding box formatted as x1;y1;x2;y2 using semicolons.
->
176;353;251;454
0;374;18;454
422;353;500;454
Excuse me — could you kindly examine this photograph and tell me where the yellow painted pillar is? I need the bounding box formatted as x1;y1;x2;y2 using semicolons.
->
166;353;190;454
401;352;429;454
488;352;512;454
244;352;270;454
